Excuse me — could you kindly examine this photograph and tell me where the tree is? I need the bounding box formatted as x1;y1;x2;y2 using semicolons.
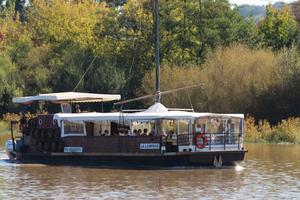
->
137;64;201;108
259;5;298;50
159;0;259;65
93;0;154;99
0;51;21;114
27;0;106;47
259;47;300;123
138;44;281;116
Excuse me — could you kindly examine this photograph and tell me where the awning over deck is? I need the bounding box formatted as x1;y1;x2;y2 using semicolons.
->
13;92;121;104
53;103;244;125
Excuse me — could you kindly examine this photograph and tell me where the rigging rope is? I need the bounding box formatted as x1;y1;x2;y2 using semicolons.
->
72;56;97;92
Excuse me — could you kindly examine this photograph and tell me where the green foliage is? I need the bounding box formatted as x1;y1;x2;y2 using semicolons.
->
199;44;279;113
160;0;259;64
137;64;201;108
245;117;300;144
245;116;265;143
140;44;280;114
0;50;21;113
1;0;300;127
259;5;298;50
255;47;300;123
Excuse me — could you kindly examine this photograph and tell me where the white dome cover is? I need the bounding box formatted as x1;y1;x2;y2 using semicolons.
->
144;103;168;113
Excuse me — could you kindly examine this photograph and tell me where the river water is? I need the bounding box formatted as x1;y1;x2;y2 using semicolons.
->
0;144;299;199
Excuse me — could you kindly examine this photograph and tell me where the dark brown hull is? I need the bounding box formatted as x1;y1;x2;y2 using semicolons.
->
14;150;246;168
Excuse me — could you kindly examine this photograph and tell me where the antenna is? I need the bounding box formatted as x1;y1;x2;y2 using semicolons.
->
114;83;204;106
154;0;161;103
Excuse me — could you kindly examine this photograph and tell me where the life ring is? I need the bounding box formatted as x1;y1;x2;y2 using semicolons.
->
194;133;207;149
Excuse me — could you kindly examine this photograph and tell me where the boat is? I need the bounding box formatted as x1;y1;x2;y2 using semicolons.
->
5;0;246;168
5;91;246;168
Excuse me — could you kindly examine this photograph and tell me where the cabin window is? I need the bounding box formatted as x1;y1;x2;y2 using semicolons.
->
131;121;153;136
93;121;111;136
194;118;206;133
61;121;86;137
195;117;242;136
177;120;189;135
61;103;72;113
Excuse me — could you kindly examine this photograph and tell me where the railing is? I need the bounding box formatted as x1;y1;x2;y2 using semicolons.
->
177;132;243;150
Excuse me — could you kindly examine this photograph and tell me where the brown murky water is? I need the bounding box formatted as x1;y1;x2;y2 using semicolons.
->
0;144;299;199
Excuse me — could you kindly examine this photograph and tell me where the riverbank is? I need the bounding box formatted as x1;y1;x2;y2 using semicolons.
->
0;121;10;146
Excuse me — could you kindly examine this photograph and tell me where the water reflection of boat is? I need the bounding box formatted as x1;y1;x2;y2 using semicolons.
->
5;92;246;168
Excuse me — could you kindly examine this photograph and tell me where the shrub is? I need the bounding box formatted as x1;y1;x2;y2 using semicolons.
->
267;118;300;143
245;116;264;143
245;116;300;144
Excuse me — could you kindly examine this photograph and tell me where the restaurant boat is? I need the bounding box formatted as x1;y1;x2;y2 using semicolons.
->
5;0;246;167
5;91;246;168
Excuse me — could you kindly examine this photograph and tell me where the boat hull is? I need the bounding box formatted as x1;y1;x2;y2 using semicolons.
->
12;150;246;168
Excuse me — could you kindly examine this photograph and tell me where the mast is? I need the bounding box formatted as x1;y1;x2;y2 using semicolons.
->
154;0;161;103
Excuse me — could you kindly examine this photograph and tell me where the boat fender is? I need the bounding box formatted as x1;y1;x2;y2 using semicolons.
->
194;133;207;149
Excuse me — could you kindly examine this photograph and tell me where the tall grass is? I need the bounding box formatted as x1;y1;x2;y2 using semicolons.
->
245;117;300;144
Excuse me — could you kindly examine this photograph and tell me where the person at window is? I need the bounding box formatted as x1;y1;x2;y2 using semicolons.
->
137;129;142;136
104;129;109;136
75;104;81;113
19;111;26;130
131;129;137;136
171;131;177;140
217;120;224;134
171;131;177;146
142;128;148;136
98;130;102;136
119;130;125;136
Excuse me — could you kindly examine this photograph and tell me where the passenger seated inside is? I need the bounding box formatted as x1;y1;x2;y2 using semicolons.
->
167;130;173;139
104;129;109;136
149;131;153;136
75;104;81;113
131;129;137;136
171;131;177;139
119;130;127;136
119;131;123;136
137;129;142;136
142;128;148;136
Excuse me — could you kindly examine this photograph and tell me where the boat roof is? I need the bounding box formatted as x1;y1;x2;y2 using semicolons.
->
13;92;121;104
53;103;244;124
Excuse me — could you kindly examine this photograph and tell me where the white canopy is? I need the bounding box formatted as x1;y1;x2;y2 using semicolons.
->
53;103;244;125
13;92;121;104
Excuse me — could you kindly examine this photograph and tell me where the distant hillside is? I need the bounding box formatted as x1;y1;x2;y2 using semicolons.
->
237;2;286;21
